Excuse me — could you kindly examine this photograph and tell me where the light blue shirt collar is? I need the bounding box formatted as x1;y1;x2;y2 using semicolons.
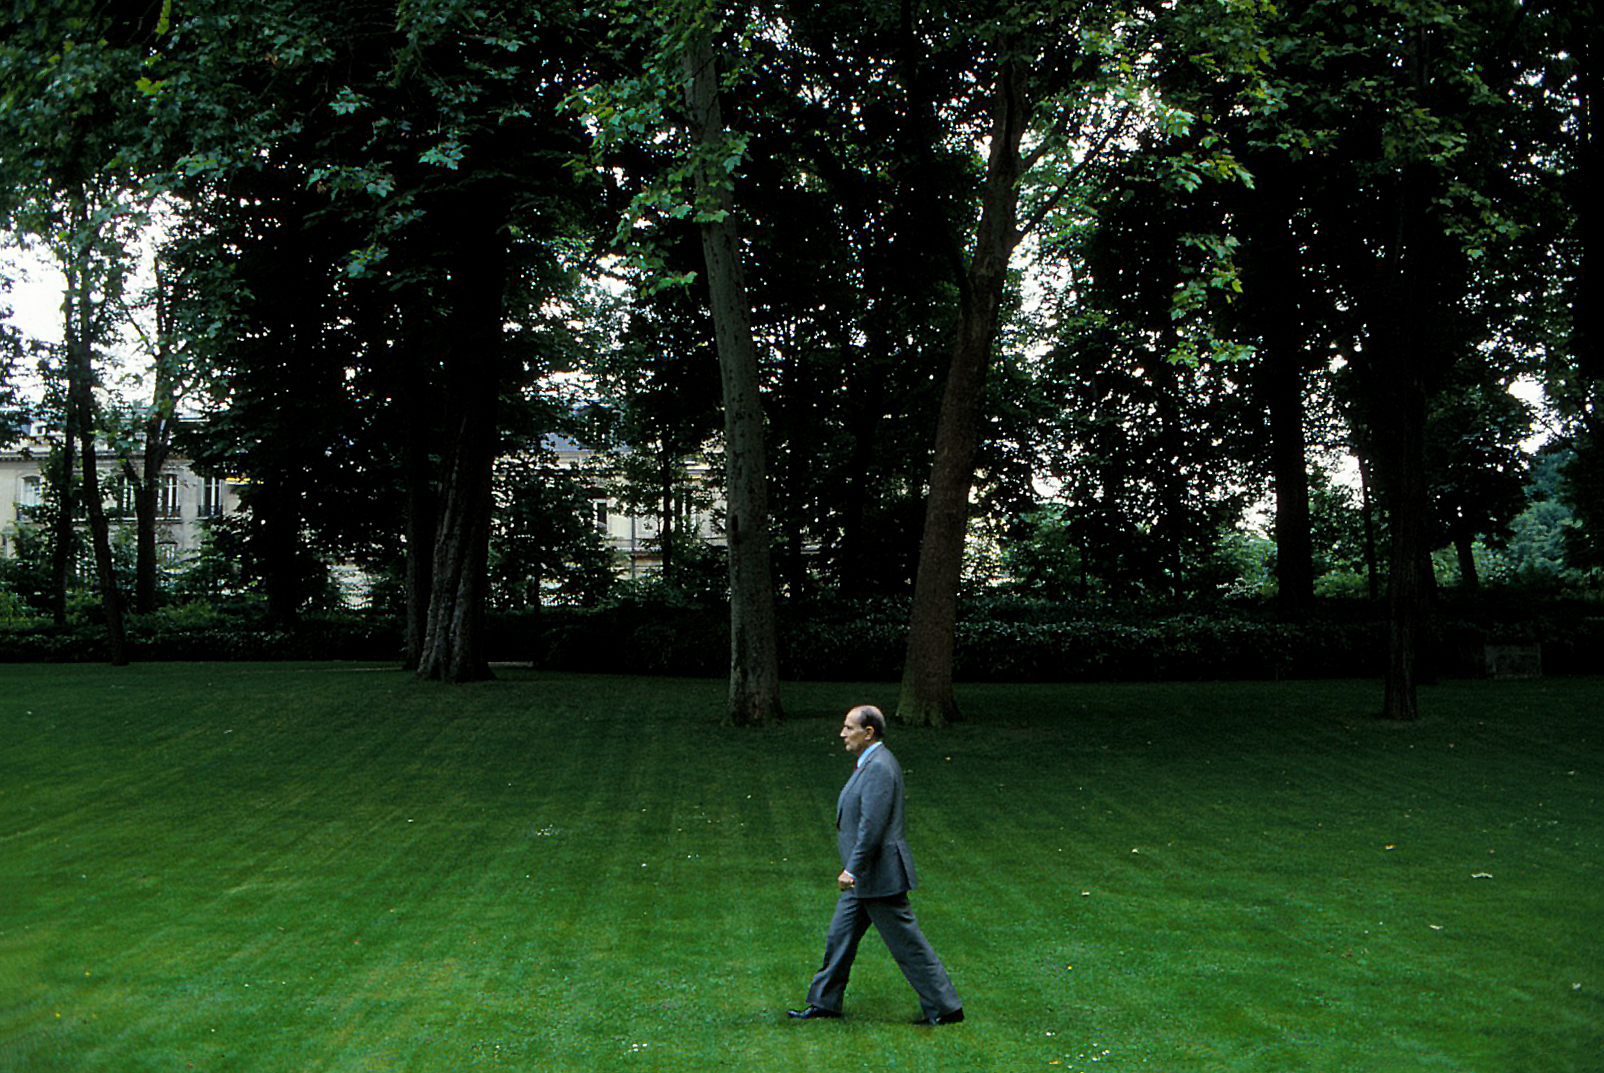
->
857;741;883;769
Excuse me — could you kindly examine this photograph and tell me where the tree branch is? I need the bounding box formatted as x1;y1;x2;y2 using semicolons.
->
1017;102;1136;240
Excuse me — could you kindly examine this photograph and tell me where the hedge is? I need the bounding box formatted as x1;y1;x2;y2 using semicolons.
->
0;617;403;663
3;598;1599;682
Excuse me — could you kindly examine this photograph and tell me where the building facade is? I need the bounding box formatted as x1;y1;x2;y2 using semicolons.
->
0;433;241;566
4;429;715;594
543;435;725;580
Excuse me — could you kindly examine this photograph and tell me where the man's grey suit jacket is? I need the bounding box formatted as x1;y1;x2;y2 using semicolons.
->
836;744;920;898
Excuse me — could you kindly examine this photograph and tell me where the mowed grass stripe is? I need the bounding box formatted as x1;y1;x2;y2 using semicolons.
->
1;666;1599;1073
916;679;1598;1072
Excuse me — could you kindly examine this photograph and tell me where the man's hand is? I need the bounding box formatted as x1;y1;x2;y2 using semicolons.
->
837;870;856;891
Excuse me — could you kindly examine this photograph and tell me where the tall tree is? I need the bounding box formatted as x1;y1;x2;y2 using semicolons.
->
1337;0;1551;718
0;268;24;444
62;188;130;662
681;21;783;724
1154;0;1568;716
571;0;791;722
114;248;195;614
897;28;1033;727
895;0;1258;725
415;189;511;682
148;0;604;675
595;292;723;589
0;2;161;657
1544;3;1601;569
1423;370;1532;590
173;153;374;626
1229;166;1330;614
736;3;961;599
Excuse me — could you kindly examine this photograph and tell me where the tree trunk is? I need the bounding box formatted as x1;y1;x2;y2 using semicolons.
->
128;383;175;615
130;473;160;613
418;412;496;682
403;457;435;673
1268;366;1314;612
1376;386;1429;721
400;328;435;672
658;446;676;584
259;475;304;627
64;247;128;666
130;270;180;615
1358;456;1381;602
74;393;130;666
1571;7;1599;386
1454;531;1479;590
416;195;506;684
1362;21;1472;719
1364;163;1457;721
50;407;78;628
1247;174;1316;614
683;31;783;726
897;52;1028;728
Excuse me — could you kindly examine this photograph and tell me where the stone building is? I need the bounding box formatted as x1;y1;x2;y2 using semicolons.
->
0;430;240;567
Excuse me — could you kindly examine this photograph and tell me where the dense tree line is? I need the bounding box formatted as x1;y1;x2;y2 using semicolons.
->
1;0;1595;723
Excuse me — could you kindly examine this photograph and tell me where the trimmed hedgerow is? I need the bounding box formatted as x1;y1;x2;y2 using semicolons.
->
4;595;1598;681
0;614;402;663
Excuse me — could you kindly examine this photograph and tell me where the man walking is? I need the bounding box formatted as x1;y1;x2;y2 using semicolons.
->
788;705;964;1025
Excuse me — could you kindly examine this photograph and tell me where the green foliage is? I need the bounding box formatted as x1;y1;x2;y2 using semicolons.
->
136;599;221;629
167;520;246;600
192;510;342;618
995;487;1262;603
534;604;727;676
515;595;1604;681
489;454;619;610
0;579;36;622
0;289;24;439
1307;468;1373;580
1211;527;1275;599
560;0;742;282
1308;568;1364;600
584;287;726;593
0;609;399;662
1561;429;1604;571
996;506;1086;601
2;0;1598;664
1424;369;1533;560
1494;499;1578;587
0;517;57;614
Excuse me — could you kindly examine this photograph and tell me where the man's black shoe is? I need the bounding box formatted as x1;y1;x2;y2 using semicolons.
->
788;1005;843;1020
916;1008;965;1026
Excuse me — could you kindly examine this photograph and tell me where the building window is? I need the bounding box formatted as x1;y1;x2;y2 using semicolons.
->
201;476;225;518
158;473;181;519
18;474;41;508
112;479;135;520
592;499;609;531
675;490;699;531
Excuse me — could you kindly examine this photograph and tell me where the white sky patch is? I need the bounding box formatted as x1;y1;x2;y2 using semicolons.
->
3;223;164;406
1508;374;1551;453
3;242;66;346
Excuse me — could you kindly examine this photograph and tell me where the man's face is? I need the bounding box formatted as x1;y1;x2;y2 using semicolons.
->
840;710;874;755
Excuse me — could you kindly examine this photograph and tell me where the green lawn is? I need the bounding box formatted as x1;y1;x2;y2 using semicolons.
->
1;664;1599;1073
